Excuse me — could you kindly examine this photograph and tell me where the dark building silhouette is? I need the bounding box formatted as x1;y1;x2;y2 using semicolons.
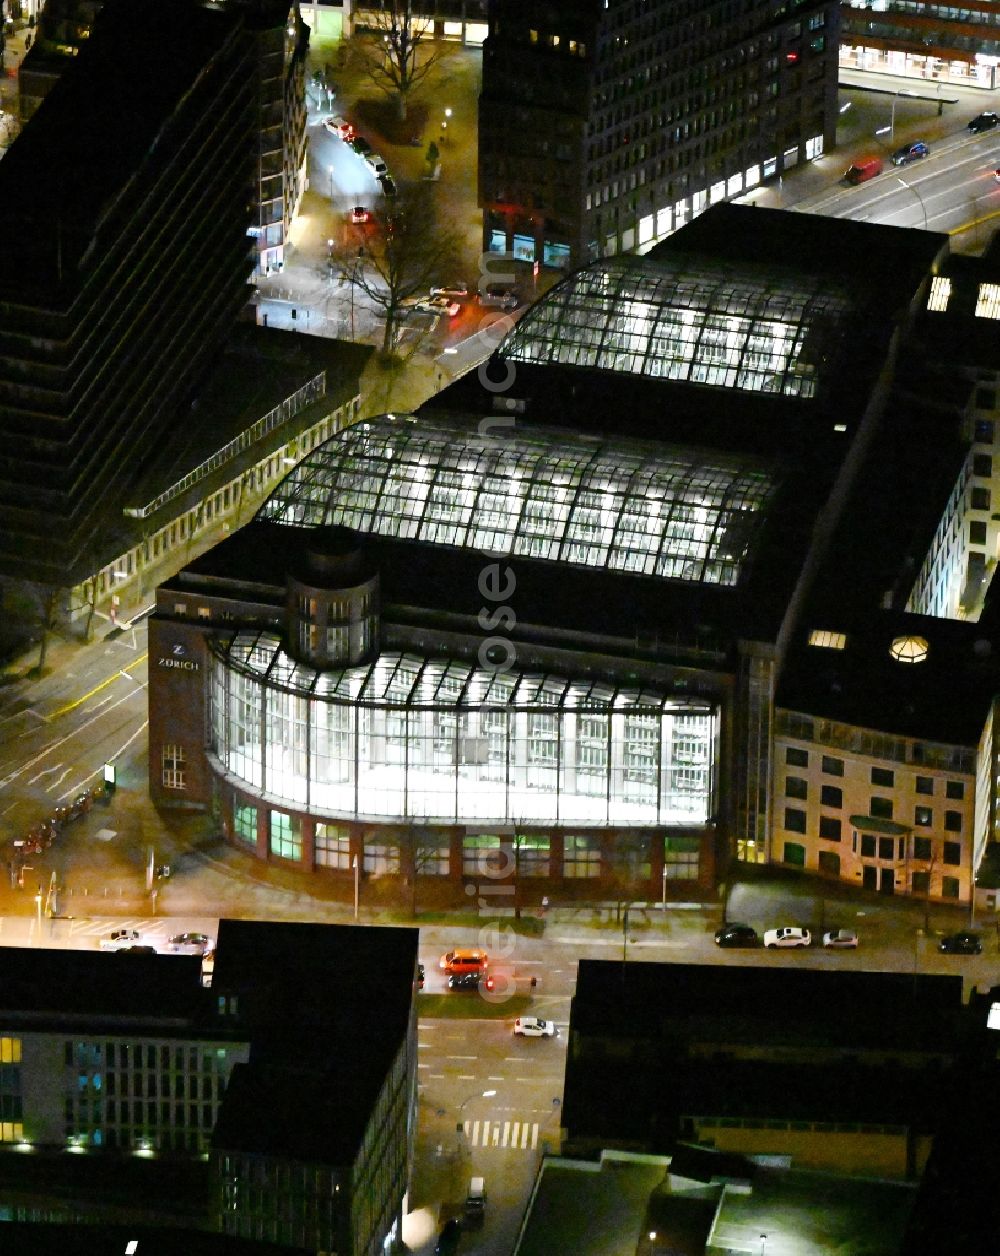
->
479;0;841;268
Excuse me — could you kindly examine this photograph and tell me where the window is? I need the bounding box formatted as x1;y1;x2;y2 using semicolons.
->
822;756;844;777
785;776;808;800
970;521;987;546
944;810;963;833
941;876;960;899
818;850;840;875
927;276;952;312
915;776;933;796
233;802;257;846
269;812;302;861
315;823;352;870
819;816;841;842
783;842;805;867
946;780;965;801
161;745;185;790
871;766;894;787
785;746;808;767
878;836;894;861
870;797;893;819
973;454;993;478
860;834;876;858
663;836;700;879
516;835;551;878
914;806;932;827
463;834;500;877
784;807;807;834
975;283;1000;319
972;487;991;512
563;833;601;878
820;785;842;809
943;841;962;866
808;629;846;649
913;835;933;861
912;870;930;894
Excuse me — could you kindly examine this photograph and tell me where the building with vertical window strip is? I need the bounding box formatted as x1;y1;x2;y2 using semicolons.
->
0;920;418;1256
479;0;840;268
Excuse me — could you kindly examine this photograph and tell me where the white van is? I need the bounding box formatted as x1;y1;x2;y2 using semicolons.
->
464;1176;486;1226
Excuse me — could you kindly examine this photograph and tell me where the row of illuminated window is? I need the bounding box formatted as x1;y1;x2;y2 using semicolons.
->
235;806;702;879
784;781;964;830
783;810;964;863
785;748;966;794
776;713;975;773
928;276;1000;320
67;1042;232;1073
77;1073;221;1101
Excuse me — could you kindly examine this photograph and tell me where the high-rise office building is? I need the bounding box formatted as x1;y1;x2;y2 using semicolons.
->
479;0;840;268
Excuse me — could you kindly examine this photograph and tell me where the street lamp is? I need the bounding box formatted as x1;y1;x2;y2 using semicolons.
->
328;165;335;201
896;177;928;230
457;1089;497;1148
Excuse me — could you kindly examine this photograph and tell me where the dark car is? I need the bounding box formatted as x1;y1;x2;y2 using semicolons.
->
969;112;999;133
417;962;425;989
435;1218;462;1255
115;946;158;955
378;173;397;197
350;135;372;156
891;140;929;166
939;930;983;955
714;922;759;948
448;971;495;992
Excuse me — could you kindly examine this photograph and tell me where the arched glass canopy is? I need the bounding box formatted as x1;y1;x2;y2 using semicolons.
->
259;413;776;587
499;254;854;398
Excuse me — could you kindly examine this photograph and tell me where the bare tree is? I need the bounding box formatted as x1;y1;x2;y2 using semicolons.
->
355;0;443;123
396;824;449;917
329;183;460;355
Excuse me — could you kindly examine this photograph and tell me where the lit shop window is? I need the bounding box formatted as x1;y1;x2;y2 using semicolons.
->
162;744;186;790
976;283;1000;320
926;276;951;313
808;629;846;649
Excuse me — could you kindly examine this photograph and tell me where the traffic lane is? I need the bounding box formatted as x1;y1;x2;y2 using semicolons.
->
311;126;384;205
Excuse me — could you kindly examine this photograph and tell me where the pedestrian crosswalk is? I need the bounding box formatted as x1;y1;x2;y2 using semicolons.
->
462;1117;540;1151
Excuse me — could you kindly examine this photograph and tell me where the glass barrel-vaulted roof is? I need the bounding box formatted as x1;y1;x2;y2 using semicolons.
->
258;413;778;587
214;633;700;713
500;255;854;399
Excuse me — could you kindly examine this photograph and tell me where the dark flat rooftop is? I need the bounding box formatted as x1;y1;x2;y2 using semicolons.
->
0;1222;310;1256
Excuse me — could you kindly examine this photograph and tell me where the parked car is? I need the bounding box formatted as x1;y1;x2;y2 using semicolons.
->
350;206;371;224
478;282;519;310
164;932;214;956
435;1218;462;1256
364;151;389;176
891;140;929;166
822;929;859;949
939;930;983;955
430;283;469;299
349;135;372;156
99;928;143;951
378;174;397;197
323;115;354;140
969;112;999;133
115;946;158;955
844;155;883;185
464;1176;487;1227
714;922;759;948
414;295;461;318
513;1016;556;1037
417;962;425;989
763;926;811;949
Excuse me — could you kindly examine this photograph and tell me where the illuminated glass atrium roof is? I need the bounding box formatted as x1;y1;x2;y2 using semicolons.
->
258;414;778;587
500;255;854;399
213;635;697;712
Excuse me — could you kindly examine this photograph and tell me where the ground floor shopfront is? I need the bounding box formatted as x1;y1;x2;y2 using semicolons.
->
216;779;716;902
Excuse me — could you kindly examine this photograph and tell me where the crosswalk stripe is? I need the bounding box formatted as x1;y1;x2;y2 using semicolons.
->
462;1116;541;1151
530;1123;539;1150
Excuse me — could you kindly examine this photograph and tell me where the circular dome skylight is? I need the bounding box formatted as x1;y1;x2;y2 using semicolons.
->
889;635;929;664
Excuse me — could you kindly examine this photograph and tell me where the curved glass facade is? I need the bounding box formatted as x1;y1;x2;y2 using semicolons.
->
258;413;776;587
208;631;716;826
500;255;854;399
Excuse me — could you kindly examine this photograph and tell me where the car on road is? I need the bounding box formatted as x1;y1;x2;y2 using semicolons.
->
763;926;811;949
349;135;372;156
439;947;488;974
378;174;397;197
448;972;495;992
513;1016;556;1037
435;1218;462;1256
350;206;371;224
478;282;519;310
115;945;158;955
891;140;929;166
323;115;354;140
417;962;425;989
822;929;859;949
969;112;999;133
99;928;143;951
165;932;214;956
414;295;461;318
714;922;759;948
939;930;983;955
430;283;469;299
364;151;389;176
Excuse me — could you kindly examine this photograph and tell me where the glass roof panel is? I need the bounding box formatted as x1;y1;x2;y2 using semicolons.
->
499;255;854;399
258;414;778;588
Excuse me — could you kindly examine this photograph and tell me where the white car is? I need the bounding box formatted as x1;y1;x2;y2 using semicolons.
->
99;928;143;951
763;926;811;949
414;295;461;318
430;283;469;299
323;115;353;140
364;151;389;176
164;931;214;956
822;929;859;949
513;1017;556;1038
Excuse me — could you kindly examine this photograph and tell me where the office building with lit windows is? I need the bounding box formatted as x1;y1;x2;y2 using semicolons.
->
840;0;1000;91
0;921;418;1256
149;202;1000;905
479;0;840;268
